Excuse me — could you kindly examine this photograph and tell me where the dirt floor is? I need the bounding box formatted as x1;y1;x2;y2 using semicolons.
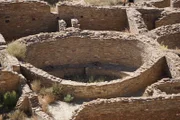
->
48;101;82;120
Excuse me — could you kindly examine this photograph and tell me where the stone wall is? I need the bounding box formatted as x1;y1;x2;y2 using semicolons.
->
137;9;162;30
172;0;180;7
0;50;20;72
0;1;57;41
126;8;148;34
0;49;22;93
72;95;180;120
20;55;170;99
16;30;172;99
156;11;180;28
144;78;180;96
57;4;129;31
151;0;170;8
0;70;22;93
150;23;180;49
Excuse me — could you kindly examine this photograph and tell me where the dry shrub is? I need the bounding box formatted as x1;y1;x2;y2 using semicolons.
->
31;115;38;120
41;98;52;116
7;41;26;60
31;80;41;93
84;0;123;6
40;88;55;104
8;110;27;120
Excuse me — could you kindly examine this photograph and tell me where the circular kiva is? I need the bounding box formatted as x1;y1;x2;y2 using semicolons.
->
19;30;169;99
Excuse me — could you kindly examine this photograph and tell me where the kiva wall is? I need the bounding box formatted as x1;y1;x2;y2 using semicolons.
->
72;95;180;120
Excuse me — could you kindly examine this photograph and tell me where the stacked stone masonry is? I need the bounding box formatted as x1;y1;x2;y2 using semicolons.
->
0;0;180;120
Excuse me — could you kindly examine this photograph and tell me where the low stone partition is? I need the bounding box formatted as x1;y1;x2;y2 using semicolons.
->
126;8;148;34
16;83;53;120
0;50;20;72
71;95;180;120
0;70;23;93
0;49;22;93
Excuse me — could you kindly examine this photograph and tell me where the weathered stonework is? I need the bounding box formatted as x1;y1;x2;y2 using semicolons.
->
172;0;180;7
71;95;180;120
0;0;179;119
0;1;57;41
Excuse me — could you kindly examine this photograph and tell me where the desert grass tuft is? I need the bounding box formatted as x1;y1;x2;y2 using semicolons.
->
31;80;41;93
7;41;26;60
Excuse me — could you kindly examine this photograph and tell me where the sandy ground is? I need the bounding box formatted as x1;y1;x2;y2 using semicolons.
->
48;101;82;120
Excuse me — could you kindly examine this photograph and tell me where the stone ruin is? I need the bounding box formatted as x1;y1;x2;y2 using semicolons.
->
0;0;180;119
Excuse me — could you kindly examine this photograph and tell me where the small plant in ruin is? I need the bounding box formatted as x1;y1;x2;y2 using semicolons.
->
63;94;74;102
7;41;26;60
31;80;41;93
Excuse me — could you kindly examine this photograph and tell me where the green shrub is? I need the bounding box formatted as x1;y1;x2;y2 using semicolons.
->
7;41;26;60
52;83;63;97
3;91;18;109
63;94;74;103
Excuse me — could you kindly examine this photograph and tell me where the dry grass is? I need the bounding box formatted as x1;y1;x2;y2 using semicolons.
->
7;41;26;60
84;0;123;5
31;80;41;93
39;94;53;116
160;45;168;50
